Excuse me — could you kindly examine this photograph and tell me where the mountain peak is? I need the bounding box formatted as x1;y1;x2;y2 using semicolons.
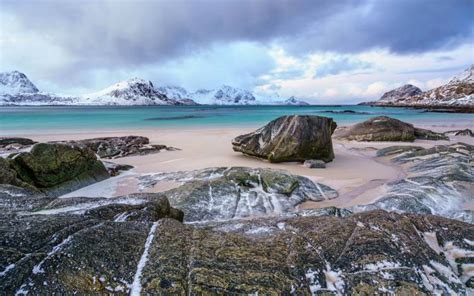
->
449;64;474;84
0;71;39;94
379;84;422;101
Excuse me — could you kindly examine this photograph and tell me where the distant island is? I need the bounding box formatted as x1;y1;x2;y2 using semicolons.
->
0;71;309;106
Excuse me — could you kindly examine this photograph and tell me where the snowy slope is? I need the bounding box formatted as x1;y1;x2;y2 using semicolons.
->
188;85;257;105
364;65;473;108
0;71;39;94
81;78;191;105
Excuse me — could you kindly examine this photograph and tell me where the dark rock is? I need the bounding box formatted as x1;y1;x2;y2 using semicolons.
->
303;159;326;168
0;137;36;147
1;208;472;295
8;143;109;195
376;145;424;157
232;115;337;163
336;116;448;142
443;129;474;137
0;137;37;157
414;127;449;140
138;167;338;222
102;161;134;176
56;136;177;159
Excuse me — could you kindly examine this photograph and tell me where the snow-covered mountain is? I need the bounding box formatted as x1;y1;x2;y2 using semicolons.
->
280;96;310;106
0;71;310;106
0;71;76;105
81;78;197;105
159;85;310;105
187;85;257;105
362;65;473;108
0;71;39;94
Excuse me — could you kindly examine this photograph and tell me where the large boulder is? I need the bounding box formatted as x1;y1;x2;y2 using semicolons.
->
232;115;337;163
336;116;448;142
7;143;109;195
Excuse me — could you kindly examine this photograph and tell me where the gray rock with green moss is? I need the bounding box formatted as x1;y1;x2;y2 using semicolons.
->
139;167;338;222
355;142;473;223
1;200;472;295
336;116;448;142
7;143;109;195
232;115;337;163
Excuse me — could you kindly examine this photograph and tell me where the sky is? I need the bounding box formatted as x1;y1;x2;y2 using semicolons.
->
0;0;473;103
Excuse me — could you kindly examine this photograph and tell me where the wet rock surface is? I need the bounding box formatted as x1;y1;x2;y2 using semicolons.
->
6;143;109;196
1;200;472;295
303;159;326;168
444;129;474;137
336;116;448;142
232;115;337;163
0;137;36;157
356;142;474;223
139;167;338;222
58;136;177;159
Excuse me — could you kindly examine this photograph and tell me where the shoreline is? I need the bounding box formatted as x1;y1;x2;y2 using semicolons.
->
10;121;472;211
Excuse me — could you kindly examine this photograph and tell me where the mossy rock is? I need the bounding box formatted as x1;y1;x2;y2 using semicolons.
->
8;143;109;194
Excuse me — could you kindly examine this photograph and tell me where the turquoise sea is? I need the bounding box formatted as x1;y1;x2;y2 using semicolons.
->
0;105;473;134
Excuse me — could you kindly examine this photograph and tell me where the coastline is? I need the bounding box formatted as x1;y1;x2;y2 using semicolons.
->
9;121;473;210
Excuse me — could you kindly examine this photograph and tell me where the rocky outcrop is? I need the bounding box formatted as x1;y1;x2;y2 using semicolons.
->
336;116;448;142
379;84;422;103
58;136;175;159
7;143;109;195
232;115;337;162
361;65;474;110
356;142;473;223
0;196;472;295
139;167;338;222
303;159;326;168
0;137;36;157
444;129;474;137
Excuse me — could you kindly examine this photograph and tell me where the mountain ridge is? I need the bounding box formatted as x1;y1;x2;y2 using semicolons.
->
361;65;474;110
0;71;310;106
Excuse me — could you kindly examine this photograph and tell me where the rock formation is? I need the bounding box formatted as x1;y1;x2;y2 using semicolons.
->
58;136;175;159
355;142;473;223
138;167;338;222
232;115;337;162
0;192;472;295
361;65;474;110
6;143;109;195
336;116;448;141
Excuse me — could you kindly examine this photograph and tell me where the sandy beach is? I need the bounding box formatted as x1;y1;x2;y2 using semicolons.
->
15;122;474;210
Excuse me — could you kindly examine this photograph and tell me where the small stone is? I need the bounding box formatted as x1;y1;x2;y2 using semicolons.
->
303;159;326;168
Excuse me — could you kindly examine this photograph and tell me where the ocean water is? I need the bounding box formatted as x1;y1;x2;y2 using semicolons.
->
0;105;473;133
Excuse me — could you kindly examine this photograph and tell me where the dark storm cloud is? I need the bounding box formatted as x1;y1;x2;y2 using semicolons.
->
0;0;354;69
290;0;474;54
2;0;472;66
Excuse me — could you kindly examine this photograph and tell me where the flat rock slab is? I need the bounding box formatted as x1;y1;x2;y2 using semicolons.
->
55;136;178;159
1;204;472;295
336;116;448;142
355;142;474;223
139;167;338;222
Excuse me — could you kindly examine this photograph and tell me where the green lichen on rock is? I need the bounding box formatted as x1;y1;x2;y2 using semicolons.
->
232;115;337;163
7;143;109;195
336;116;448;142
